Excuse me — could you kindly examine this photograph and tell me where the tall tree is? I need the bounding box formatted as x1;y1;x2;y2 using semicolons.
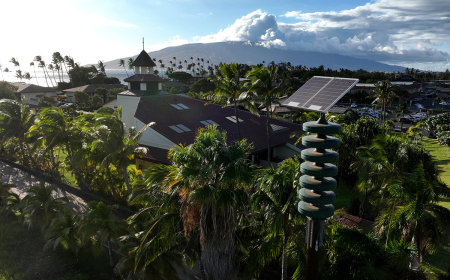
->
146;126;254;280
204;62;256;141
80;201;128;267
0;99;36;166
29;62;39;85
118;59;129;77
245;65;283;164
22;183;69;232
250;158;303;280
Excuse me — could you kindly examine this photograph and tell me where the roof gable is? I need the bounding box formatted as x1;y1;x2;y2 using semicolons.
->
132;50;157;67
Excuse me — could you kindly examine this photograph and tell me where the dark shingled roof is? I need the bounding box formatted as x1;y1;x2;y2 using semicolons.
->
132;50;157;67
63;84;126;93
138;145;171;165
124;74;165;83
134;95;304;155
335;214;362;228
14;83;57;94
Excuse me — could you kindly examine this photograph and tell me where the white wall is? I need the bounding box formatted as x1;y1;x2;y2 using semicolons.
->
22;92;58;105
103;99;118;110
117;94;141;129
134;119;176;149
272;143;302;159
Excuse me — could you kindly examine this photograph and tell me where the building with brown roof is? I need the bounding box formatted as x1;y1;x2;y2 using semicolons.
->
63;84;127;103
13;82;58;106
109;89;304;168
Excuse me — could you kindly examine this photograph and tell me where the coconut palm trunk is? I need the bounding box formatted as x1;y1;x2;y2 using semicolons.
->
200;204;238;280
234;100;241;141
281;235;288;280
122;167;131;196
107;236;114;267
266;104;271;165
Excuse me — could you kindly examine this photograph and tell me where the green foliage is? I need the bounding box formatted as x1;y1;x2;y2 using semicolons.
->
91;93;103;107
190;78;216;93
424;112;450;145
73;91;90;108
167;71;193;83
0;81;17;100
36;94;58;107
22;183;69;232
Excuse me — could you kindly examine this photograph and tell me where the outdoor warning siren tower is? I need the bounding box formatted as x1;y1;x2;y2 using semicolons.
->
283;76;358;280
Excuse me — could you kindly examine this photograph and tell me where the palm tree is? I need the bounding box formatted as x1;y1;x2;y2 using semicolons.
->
22;183;69;232
10;57;20;80
80;201;128;267
15;69;23;82
251;158;303;280
245;65;283;164
394;102;411;132
44;208;83;256
118;59;129;77
0;99;36;166
28;107;88;189
373;80;398;124
97;60;106;75
376;164;450;264
30;62;39;85
204;62;256;141
146;126;253;280
173;56;176;67
127;58;135;74
89;107;154;197
23;72;32;84
34;56;52;87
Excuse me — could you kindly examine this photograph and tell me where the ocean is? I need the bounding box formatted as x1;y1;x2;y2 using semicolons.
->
0;68;140;87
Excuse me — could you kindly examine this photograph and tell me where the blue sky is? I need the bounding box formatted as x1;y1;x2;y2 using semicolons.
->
1;0;450;71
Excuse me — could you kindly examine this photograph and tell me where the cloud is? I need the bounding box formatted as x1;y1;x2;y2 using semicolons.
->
195;1;450;70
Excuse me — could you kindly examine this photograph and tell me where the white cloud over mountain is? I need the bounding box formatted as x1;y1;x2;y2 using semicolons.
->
196;1;450;70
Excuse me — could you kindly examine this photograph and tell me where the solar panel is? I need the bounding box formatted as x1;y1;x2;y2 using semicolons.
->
282;76;359;113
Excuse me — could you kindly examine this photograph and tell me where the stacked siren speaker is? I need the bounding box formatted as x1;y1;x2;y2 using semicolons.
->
298;114;341;220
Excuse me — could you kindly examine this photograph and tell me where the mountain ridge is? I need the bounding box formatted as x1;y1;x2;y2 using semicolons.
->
101;41;404;72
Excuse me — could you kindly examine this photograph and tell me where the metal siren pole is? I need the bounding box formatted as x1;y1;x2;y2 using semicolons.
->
298;113;341;280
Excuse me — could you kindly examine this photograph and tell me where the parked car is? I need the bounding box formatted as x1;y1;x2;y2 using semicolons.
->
439;101;449;106
398;117;415;124
351;104;358;108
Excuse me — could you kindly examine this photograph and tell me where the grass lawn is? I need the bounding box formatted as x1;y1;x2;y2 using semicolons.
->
0;214;118;280
420;137;450;278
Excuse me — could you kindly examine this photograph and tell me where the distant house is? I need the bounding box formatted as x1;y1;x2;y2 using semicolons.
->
13;82;58;106
63;84;126;103
106;48;304;168
349;83;376;95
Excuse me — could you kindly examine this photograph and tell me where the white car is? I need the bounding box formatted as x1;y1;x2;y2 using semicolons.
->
351;104;358;108
439;101;448;106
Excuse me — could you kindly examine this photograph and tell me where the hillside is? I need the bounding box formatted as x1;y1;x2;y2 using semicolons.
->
101;41;404;72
